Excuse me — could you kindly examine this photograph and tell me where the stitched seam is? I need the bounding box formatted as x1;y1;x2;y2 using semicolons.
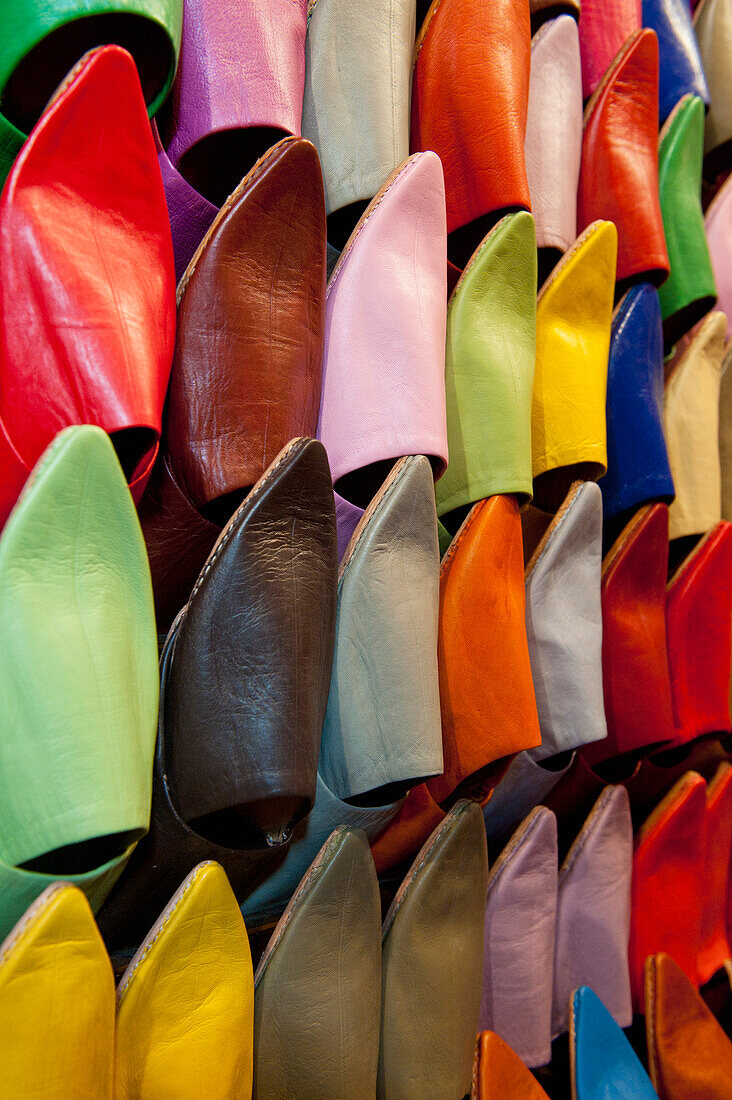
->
526;485;582;578
326;158;417;296
0;884;67;965
184;438;304;612
382;811;462;935
116;864;208;1001
439;500;485;572
338;458;413;583
449;214;513;304
646;962;659;1087
486;809;544;895
559;788;609;882
254;828;346;982
413;0;445;64
582;30;643;124
177;138;297;301
538;222;603;302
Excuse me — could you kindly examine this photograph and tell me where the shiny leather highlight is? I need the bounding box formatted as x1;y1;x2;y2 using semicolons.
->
115;862;254;1100
140;136;326;630
162;0;307;202
302;0;416;215
532;222;616;498
642;0;710;123
583;505;676;766
658;95;717;346
577;30;670;288
0;426;158;937
646;953;732;1098
429;495;541;806
317;153;448;492
578;0;642;98
571;986;658;1100
664;311;726;538
411;0;531;240
480;807;557;1068
321;457;442;801
254;828;382;1100
603;285;675;520
666;522;732;744
484;482;606;838
552;786;633;1038
98;440;338;954
0;45;175;523
436;212;537;519
0;884;114;1099
379;801;488;1100
525;15;582;254
628;772;707;1008
474;1032;551;1099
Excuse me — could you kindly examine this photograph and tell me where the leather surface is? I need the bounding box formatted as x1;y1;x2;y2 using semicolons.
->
577;30;670;287
0;884;114;1099
253;828;381;1100
647;950;732;1095
532;221;616;492
695;0;732;159
303;0;415;214
666;522;732;743
723;344;732;522
525;16;582;253
553;786;633;1038
646;952;732;1098
163;0;306;179
0;45;176;524
643;0;709;123
141;136;326;630
411;0;531;236
664;311;726;538
705;174;732;340
0;0;181;126
242;771;401;921
165;438;337;834
98;440;337;955
699;763;732;984
583;505;676;766
628;772;707;1009
379;801;488;1100
115;862;253;1099
603;285;675;520
479;807;557;1068
318;152;448;489
474;1031;551;1099
0;426;158;937
658;95;717;345
436;212;537;519
429;495;541;806
571;986;658;1100
578;0;642;98
485;482;606;838
321;456;443;801
154;122;217;284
